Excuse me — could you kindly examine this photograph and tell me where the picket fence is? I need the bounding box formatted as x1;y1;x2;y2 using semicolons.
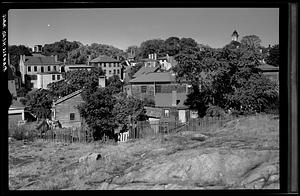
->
118;115;237;142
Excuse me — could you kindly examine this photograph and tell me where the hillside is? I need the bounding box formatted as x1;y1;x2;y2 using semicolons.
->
9;114;279;190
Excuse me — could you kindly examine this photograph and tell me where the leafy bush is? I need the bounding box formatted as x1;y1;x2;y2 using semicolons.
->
205;105;226;117
11;127;38;141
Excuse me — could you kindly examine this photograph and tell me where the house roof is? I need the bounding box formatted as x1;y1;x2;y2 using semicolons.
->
53;89;83;105
258;63;279;72
90;55;120;63
132;65;160;78
32;53;46;57
130;71;176;83
24;56;62;65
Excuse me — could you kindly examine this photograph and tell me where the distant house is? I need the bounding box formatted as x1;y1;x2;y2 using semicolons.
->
157;54;178;70
8;99;35;130
36;71;63;89
258;63;279;83
90;55;122;79
51;89;84;128
19;53;63;89
51;77;106;128
127;71;190;123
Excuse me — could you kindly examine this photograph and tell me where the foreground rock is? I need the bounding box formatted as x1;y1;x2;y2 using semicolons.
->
79;153;102;163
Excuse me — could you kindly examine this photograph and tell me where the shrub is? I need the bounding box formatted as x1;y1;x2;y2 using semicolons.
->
11;126;38;141
205;105;226;117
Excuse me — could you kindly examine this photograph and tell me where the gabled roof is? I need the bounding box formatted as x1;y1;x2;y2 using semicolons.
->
90;55;119;63
133;65;160;78
232;30;239;36
130;72;176;83
24;56;62;65
258;63;279;72
53;89;83;105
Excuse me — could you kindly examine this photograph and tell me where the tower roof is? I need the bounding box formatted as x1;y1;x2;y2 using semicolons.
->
232;30;239;37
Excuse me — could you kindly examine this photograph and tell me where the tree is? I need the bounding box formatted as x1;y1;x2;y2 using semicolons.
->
67;43;126;64
78;87;117;140
240;35;262;49
266;44;279;67
179;37;198;52
164;37;181;56
173;44;277;116
42;39;82;62
106;75;124;94
24;89;53;119
223;41;241;50
137;39;165;59
47;67;104;99
126;45;139;57
112;93;147;132
8;45;32;74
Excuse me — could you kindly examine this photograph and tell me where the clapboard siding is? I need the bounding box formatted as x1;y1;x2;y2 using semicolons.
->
54;93;84;128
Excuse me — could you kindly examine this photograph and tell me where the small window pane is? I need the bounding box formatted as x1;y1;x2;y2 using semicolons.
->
70;113;75;120
52;75;55;80
57;75;60;80
48;66;50;71
41;67;44;73
164;109;170;118
53;66;56;71
34;66;37;71
141;86;147;93
28;66;31;72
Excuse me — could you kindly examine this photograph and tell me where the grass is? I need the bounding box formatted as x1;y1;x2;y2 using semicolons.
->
8;114;279;190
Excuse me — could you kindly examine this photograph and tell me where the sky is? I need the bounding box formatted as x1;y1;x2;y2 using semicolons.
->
8;8;279;51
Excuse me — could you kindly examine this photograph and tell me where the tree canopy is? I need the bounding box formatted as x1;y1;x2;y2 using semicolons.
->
42;39;82;62
266;44;279;67
173;41;278;117
47;67;105;99
8;45;32;73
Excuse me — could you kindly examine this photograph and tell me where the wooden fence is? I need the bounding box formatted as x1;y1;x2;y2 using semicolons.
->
127;115;237;140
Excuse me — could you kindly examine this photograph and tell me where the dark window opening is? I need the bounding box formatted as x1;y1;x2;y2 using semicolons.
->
141;86;147;93
48;66;50;71
52;75;55;80
28;66;31;72
34;66;37;72
70;113;75;120
41;67;44;73
57;75;60;80
155;85;161;93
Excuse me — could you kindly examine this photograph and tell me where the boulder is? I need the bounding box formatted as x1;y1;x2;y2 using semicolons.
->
190;133;208;141
79;153;102;163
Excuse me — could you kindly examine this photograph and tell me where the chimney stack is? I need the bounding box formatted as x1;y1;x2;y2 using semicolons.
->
63;58;66;65
54;55;58;62
148;54;151;59
98;76;106;88
154;53;157;60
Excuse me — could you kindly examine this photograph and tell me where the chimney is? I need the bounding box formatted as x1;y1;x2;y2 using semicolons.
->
154;53;157;60
63;58;66;65
54;55;58;62
98;76;106;88
166;54;170;62
148;54;151;59
87;55;91;66
172;90;177;107
20;55;23;63
116;56;119;61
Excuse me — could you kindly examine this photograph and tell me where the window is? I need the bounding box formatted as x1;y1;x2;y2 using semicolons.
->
53;66;56;71
113;69;116;74
155;85;161;93
104;69;107;74
48;66;50;71
117;70;120;74
34;66;37;72
28;66;31;72
113;63;116;67
52;75;55;80
141;86;147;93
103;63;106;68
57;75;60;80
164;109;170;118
41;67;44;73
70;113;75;120
109;70;112;75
